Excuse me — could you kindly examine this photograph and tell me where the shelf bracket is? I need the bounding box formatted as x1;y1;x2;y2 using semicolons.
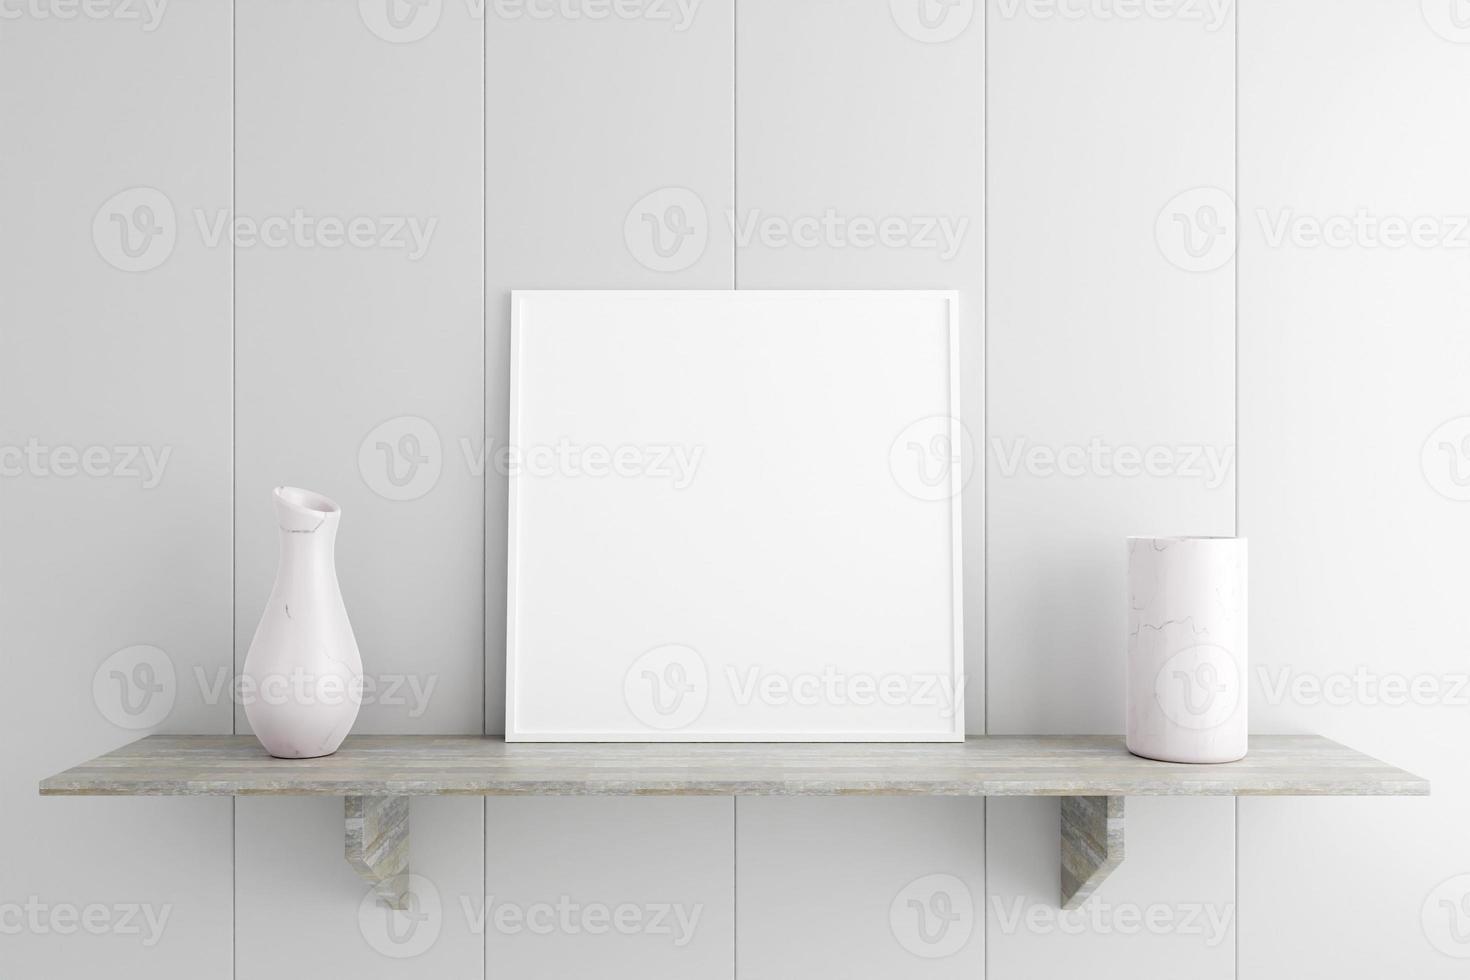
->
1060;796;1124;910
345;796;410;910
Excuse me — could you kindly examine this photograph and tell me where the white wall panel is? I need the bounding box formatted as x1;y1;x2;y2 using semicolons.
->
733;3;984;977
484;5;736;978
236;797;484;976
233;1;486;975
484;797;734;979
985;0;1236;976
737;797;985;979
485;0;736;733
0;5;234;978
234;0;485;737
1239;1;1470;975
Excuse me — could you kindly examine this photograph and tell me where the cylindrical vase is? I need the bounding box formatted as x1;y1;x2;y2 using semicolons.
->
1126;536;1247;764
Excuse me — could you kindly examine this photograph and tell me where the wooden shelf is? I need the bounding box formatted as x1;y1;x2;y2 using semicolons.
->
40;734;1426;911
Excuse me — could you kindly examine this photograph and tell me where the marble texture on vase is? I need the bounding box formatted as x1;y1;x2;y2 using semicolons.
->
40;734;1426;798
242;487;363;759
1127;536;1248;764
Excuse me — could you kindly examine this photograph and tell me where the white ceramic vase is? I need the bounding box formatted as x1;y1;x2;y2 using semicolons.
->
243;487;363;759
1126;536;1247;764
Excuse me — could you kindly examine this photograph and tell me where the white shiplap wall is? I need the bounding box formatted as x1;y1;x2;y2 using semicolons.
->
984;2;1237;977
5;1;1463;978
0;5;234;978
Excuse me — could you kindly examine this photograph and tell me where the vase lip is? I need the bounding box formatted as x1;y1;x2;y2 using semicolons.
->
274;486;341;533
1127;535;1245;542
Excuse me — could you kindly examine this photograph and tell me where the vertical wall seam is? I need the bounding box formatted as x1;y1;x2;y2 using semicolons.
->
483;7;492;980
1233;3;1241;978
981;3;991;973
732;7;740;978
230;2;239;978
482;0;491;744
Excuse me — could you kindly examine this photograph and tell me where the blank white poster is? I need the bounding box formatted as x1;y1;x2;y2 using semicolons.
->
507;290;965;741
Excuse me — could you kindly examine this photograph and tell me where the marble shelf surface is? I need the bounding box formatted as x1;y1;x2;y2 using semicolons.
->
40;734;1428;799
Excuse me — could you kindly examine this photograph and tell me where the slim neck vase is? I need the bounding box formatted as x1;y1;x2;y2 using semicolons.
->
243;487;363;759
1126;536;1248;764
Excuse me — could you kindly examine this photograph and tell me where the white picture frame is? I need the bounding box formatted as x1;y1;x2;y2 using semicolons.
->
506;290;966;741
